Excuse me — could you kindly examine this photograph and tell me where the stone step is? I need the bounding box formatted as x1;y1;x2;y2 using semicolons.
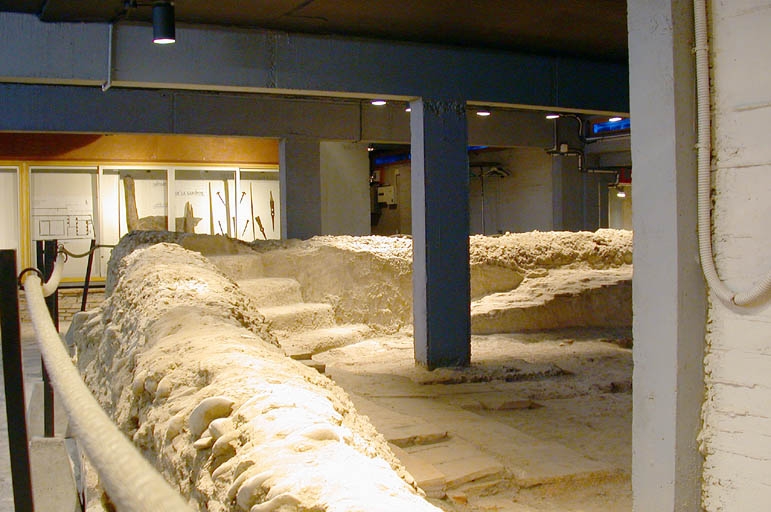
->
471;268;632;334
379;396;620;488
348;395;448;448
402;439;506;489
298;359;326;374
29;437;81;512
207;254;264;280
237;277;303;307
389;444;446;499
260;303;336;333
351;397;503;495
280;324;374;358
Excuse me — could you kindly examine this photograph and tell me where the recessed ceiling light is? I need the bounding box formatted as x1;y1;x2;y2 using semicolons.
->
371;100;387;106
609;116;623;122
546;113;560;120
476;110;491;117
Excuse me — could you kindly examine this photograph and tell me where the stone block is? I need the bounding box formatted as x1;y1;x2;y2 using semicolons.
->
29;437;80;512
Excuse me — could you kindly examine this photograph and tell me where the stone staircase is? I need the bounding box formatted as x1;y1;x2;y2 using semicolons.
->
215;257;627;506
234;276;372;368
233;275;521;500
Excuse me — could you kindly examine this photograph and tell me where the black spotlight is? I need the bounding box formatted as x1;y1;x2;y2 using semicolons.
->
152;1;175;44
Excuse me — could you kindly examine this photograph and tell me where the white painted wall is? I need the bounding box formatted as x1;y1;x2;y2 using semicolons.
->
469;148;553;234
0;168;19;257
320;141;371;235
701;1;771;510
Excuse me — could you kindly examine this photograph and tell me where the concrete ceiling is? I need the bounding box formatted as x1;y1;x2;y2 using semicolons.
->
0;0;628;62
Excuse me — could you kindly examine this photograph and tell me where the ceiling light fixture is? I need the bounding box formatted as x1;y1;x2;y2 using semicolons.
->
545;113;561;120
153;1;176;44
616;186;627;198
371;100;387;106
609;116;623;122
476;110;491;117
405;107;411;113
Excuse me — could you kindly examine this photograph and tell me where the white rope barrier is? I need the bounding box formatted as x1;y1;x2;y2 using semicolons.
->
41;251;65;298
22;272;193;512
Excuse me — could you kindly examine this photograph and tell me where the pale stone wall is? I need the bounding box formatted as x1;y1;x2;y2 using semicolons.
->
701;1;771;509
69;242;440;512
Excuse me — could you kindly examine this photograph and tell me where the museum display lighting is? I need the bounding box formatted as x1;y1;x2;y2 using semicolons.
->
153;1;176;44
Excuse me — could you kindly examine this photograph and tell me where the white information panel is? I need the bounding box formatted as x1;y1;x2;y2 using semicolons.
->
30;168;97;279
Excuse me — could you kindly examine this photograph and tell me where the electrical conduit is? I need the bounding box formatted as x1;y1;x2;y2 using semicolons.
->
694;0;771;306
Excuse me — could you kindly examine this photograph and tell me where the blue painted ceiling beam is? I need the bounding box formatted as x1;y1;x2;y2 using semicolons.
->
0;13;628;114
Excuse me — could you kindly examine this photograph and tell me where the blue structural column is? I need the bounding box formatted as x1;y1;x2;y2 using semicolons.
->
410;98;471;369
280;137;322;240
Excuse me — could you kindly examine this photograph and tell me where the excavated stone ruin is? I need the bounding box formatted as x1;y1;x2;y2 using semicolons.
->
69;229;632;510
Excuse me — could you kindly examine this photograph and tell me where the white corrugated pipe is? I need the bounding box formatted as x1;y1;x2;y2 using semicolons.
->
694;0;771;307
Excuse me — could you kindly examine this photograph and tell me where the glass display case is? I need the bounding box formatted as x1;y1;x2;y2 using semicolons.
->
30;167;98;279
12;164;280;279
174;169;236;236
240;169;280;240
99;168;169;276
0;167;20;270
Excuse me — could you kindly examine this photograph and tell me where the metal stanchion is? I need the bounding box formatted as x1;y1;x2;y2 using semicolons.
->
80;239;96;312
36;240;58;438
0;250;34;511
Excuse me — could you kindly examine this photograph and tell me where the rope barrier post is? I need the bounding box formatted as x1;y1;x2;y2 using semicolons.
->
80;239;97;312
0;250;35;511
36;240;58;438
